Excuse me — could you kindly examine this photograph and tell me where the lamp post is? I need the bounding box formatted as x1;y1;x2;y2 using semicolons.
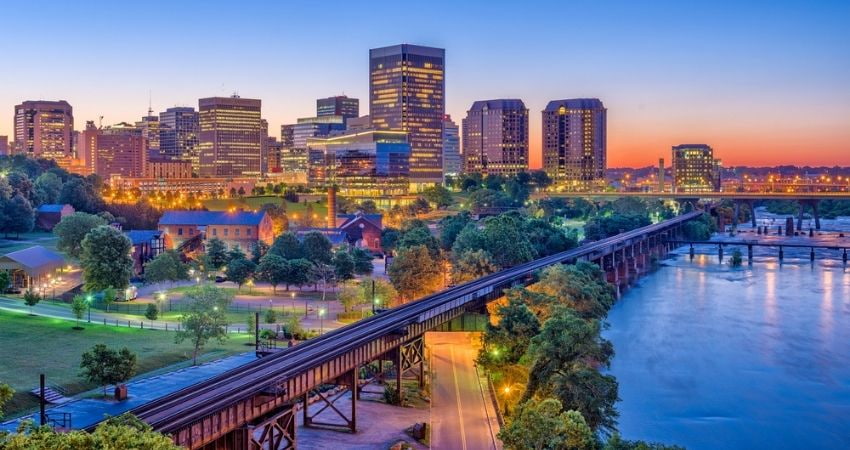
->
319;307;326;335
290;292;295;312
370;279;376;314
85;294;92;323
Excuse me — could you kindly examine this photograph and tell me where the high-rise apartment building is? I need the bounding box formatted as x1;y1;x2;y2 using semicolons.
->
0;136;8;156
78;121;147;179
317;96;359;121
671;144;721;193
13;100;74;161
370;44;445;187
542;98;607;188
159;107;200;172
198;96;264;177
462;99;529;176
442;115;461;178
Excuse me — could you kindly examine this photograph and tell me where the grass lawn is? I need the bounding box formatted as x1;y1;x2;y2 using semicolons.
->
202;196;327;218
0;232;59;254
0;309;251;417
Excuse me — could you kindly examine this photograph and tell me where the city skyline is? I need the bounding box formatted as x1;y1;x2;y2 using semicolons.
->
1;1;848;168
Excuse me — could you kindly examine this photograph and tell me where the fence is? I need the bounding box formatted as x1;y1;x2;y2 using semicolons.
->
88;299;293;316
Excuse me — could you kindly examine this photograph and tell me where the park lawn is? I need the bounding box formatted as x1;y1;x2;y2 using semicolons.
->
202;196;327;218
0;232;59;254
0;309;251;417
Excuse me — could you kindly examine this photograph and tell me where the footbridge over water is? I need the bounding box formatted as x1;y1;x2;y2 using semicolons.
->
87;211;702;449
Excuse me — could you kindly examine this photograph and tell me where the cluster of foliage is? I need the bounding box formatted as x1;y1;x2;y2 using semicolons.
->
0;413;178;449
80;225;134;291
144;250;190;286
0;382;12;420
583;198;674;241
385;220;444;301
174;286;233;364
765;199;850;220
681;213;717;240
338;278;398;312
79;344;138;396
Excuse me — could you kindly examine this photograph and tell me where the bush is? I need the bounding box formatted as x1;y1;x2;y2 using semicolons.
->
729;249;743;268
144;303;158;320
264;308;278;324
259;328;277;341
383;385;401;405
337;311;363;323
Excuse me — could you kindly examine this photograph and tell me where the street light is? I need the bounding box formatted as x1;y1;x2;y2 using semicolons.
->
370;279;377;314
290;292;296;311
85;294;92;323
318;307;326;335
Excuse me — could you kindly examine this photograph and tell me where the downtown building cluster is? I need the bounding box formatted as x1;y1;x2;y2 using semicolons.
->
1;43;638;200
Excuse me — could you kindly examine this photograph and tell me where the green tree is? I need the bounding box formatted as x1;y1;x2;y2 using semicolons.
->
396;224;440;257
2;193;34;237
452;249;499;284
532;263;616;320
225;258;255;291
387;245;443;302
0;272;10;294
58;176;102;213
284;258;313;290
421;185;453;209
101;286;117;312
301;231;333;264
144;250;189;287
349;247;374;275
23;289;41;315
247;313;256;338
226;245;247;263
256;254;289;294
175;286;232;364
499;398;596;450
0;413;178;449
602;434;685;450
438;211;472;250
729;248;743;267
478;297;540;370
80;344;138;396
53;212;108;259
310;263;335;302
0;382;13;420
203;237;228;270
261;203;289;235
269;231;303;259
250;240;270;264
71;294;87;329
338;285;361;313
380;227;401;254
264;308;278;324
80;225;133;292
145;303;159;321
332;249;355;285
33;172;63;205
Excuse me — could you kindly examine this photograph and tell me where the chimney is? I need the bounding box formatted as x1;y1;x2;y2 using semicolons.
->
658;158;665;193
327;186;337;228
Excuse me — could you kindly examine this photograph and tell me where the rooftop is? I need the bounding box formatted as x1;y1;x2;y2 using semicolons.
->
544;98;605;111
159;210;267;226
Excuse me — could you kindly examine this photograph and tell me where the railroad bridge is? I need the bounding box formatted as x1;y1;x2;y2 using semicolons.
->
92;211;702;449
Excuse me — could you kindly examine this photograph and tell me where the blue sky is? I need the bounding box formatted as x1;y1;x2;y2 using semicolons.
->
1;0;848;166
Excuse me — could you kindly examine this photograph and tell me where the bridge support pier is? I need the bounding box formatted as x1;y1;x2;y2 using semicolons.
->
747;245;753;265
748;200;757;228
392;337;426;405
689;244;695;260
203;403;297;450
718;244;724;262
303;367;358;434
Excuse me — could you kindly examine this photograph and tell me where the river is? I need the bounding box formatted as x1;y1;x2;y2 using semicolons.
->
605;252;850;449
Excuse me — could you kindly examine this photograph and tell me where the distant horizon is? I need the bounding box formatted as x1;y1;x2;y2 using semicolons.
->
1;1;847;168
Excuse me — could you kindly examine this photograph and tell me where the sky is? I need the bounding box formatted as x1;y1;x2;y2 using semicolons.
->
1;0;848;168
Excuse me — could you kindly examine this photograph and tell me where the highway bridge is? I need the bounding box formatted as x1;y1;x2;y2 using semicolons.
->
90;211;703;449
531;191;850;201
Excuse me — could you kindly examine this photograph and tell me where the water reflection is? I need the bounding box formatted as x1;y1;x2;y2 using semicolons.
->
605;255;850;450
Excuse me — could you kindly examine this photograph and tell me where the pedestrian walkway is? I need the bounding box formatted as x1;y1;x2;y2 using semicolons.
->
0;353;258;432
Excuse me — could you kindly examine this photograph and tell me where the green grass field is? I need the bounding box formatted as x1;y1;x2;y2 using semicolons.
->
202;196;328;218
0;231;59;254
0;309;251;416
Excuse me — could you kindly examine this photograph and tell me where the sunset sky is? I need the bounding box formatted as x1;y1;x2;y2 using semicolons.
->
1;0;848;168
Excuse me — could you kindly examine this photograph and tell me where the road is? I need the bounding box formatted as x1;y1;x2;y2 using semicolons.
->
427;332;501;450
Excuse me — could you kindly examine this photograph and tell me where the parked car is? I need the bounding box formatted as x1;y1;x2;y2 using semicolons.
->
215;275;227;283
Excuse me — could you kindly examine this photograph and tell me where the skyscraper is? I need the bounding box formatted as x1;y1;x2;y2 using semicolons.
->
13;100;74;161
159;107;200;172
542;99;607;189
369;44;445;187
462;99;529;176
442;115;461;179
135;111;161;156
317;95;359;121
198;96;264;177
671;144;721;193
79;121;147;179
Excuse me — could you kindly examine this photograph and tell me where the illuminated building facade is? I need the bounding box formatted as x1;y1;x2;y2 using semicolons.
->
672;144;721;193
442;115;461;178
369;44;445;187
290;116;346;148
462;99;529;176
145;157;193;179
542;98;607;189
198;96;264;177
136;112;161;155
266;136;283;173
317;95;359;121
13;100;74;162
79;121;147;179
159;107;199;172
307;130;411;199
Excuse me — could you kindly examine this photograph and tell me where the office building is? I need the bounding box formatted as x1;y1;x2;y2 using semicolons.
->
266;136;283;173
317;95;359;121
462;99;529;176
136;111;161;155
306;130;411;199
346;115;372;131
145;157;193;179
370;44;445;187
442;115;461;178
13;100;74;161
289;116;346;149
672;144;721;193
198;96;264;177
78;121;147;179
0;136;8;155
542;98;607;189
159;107;200;172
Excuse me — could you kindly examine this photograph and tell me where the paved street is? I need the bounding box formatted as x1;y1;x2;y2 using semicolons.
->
427;332;501;450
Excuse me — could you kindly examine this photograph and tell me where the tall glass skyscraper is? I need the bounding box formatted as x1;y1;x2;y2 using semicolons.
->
317;95;359;121
462;99;529;176
369;44;445;187
159;107;199;171
442;115;461;179
13;100;74;161
542;98;607;189
671;144;721;193
198;96;264;177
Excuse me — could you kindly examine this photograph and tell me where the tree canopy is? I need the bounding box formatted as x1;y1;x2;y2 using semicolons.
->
80;225;133;291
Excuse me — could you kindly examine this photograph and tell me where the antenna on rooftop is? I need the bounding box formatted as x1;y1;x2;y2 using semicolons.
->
147;90;153;117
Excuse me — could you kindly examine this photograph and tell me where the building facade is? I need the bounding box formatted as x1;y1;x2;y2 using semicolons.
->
136;113;161;156
0;136;8;155
462;99;529;176
542;98;607;189
13;100;74;161
159;107;200;173
145;157;193;179
158;210;273;249
78;121;147;179
442;115;461;179
369;44;445;187
671;144;721;193
198;96;264;177
317;95;359;121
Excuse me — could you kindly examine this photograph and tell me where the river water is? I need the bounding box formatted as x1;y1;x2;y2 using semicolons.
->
605;253;850;449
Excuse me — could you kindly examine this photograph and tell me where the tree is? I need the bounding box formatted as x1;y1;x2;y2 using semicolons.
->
145;303;159;320
478;296;540;371
80;225;133;292
380;227;401;254
0;382;13;420
256;254;289;293
71;294;87;329
102;286;117;312
396;222;440;257
310;263;335;302
23;290;41;315
144;250;189;286
421;185;453;209
250;240;270;265
225;258;255;291
387;245;443;302
261;203;288;235
0;413;178;448
283;258;313;290
53;212;108;259
499;398;596;450
301;231;333;264
58;176;101;213
203;237;229;270
269;231;303;259
80;344;138;396
247;313;256;338
332;249;355;285
531;263;616;320
33;171;63;205
175;286;232;365
227;245;247;263
584;214;651;241
264;308;278;324
2;193;34;237
0;272;10;294
438;211;472;250
452;249;499;284
602;434;685;450
338;285;362;313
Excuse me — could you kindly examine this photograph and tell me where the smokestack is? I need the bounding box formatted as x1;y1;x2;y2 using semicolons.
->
327;186;337;228
658;158;665;193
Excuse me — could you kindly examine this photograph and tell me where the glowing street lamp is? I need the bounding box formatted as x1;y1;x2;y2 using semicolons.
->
85;294;93;323
318;307;326;335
